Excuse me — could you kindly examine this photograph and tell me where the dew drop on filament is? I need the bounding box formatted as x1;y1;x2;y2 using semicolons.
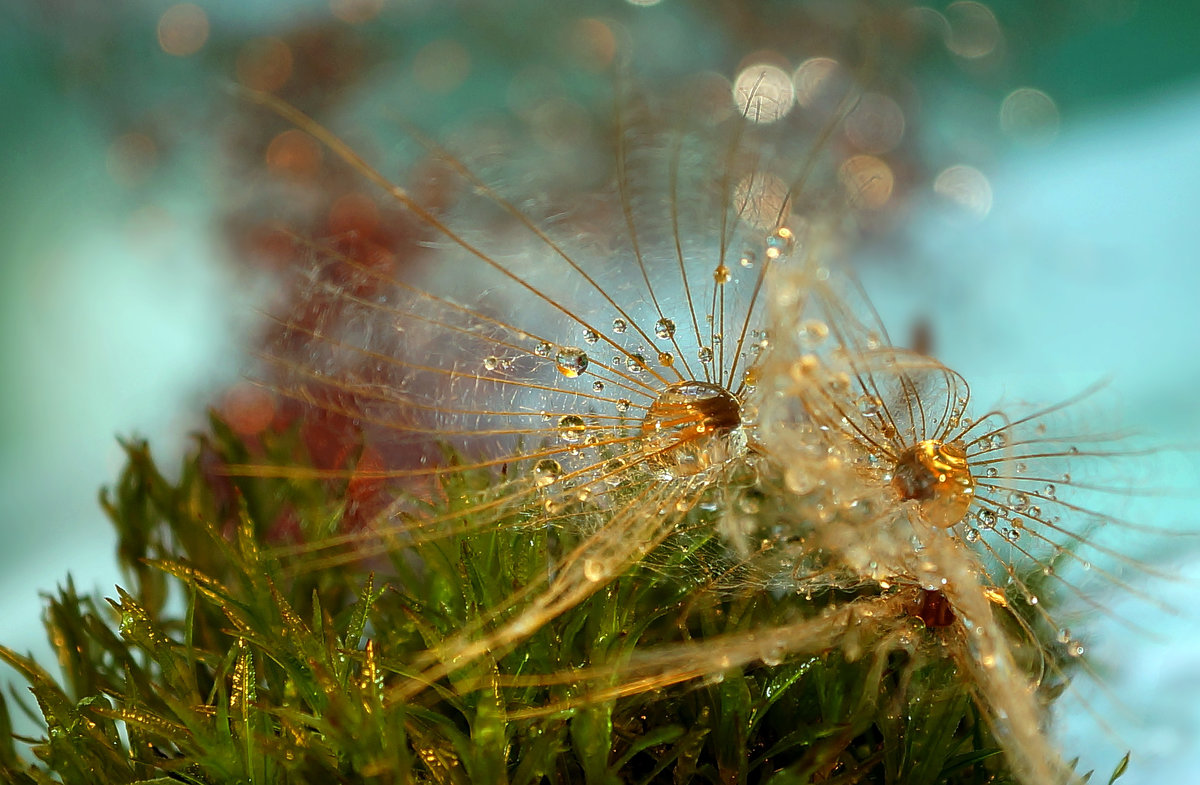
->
533;459;563;486
765;226;795;259
641;381;747;479
558;415;586;443
555;347;589;377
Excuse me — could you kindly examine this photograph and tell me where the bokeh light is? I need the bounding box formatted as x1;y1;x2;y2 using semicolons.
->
1001;87;1061;146
157;3;209;57
733;63;795;124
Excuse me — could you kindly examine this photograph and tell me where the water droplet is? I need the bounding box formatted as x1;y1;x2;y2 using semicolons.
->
592;380;604;392
1067;640;1085;657
602;458;625;485
1007;491;1028;508
798;319;829;346
964;527;980;543
1043;484;1056;499
713;264;731;284
1004;528;1021;542
985;467;998;478
533;459;563;486
658;351;674;367
612;318;627;334
698;347;714;363
583;329;599;344
583;559;608;582
1015;462;1027;473
977;509;996;528
555;347;589;378
738;494;761;514
765;226;796;259
483;356;499;371
857;395;880;416
654;318;676;340
534;341;553;357
558;414;587;443
739;250;756;268
1057;627;1072;644
615;399;631;413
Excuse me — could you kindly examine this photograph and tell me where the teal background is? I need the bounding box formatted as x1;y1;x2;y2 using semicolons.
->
1;0;1198;780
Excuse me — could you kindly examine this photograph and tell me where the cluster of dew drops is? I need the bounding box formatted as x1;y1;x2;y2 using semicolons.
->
473;223;800;504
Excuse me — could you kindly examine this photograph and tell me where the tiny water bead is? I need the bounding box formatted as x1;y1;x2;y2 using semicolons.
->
532;458;563;487
626;352;647;374
535;341;553;357
640;381;747;478
713;264;731;284
484;355;500;371
592;380;604;392
891;440;975;527
654;318;676;340
583;329;599;344
698;346;714;363
555;347;589;377
612;318;627;334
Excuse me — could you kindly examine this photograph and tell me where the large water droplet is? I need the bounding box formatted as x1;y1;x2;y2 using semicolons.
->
558;414;586;443
555;347;589;378
765;226;796;259
641;381;746;479
533;459;563;486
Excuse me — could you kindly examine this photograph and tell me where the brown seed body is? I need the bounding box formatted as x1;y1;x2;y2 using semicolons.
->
891;439;975;527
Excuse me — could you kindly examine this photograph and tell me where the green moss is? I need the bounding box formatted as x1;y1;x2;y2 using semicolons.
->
0;418;1115;784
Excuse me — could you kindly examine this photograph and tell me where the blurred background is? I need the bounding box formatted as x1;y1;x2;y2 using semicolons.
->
1;0;1198;780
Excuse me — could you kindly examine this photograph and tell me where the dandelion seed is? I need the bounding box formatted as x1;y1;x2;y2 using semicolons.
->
229;16;1181;783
